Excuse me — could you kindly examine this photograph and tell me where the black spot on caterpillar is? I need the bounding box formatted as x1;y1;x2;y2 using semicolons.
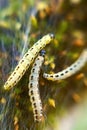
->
43;49;87;81
4;33;54;90
28;50;46;122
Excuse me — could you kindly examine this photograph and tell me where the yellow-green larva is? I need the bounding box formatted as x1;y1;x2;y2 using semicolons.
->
28;50;45;122
43;49;87;81
4;33;54;90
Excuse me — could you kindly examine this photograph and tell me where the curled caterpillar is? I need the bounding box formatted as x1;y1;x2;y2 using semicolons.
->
43;49;87;81
4;33;54;90
28;50;45;122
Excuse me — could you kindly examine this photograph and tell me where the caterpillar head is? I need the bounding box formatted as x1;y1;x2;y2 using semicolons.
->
49;33;55;39
40;50;46;57
42;33;55;44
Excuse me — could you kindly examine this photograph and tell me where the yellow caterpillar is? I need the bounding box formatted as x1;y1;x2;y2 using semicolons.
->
4;33;54;90
28;50;45;122
43;49;87;81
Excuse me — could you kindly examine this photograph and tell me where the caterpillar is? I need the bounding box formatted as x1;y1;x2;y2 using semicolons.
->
4;33;54;90
28;50;46;122
43;49;87;81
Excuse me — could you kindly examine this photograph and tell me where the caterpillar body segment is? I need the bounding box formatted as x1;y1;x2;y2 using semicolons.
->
28;50;46;122
4;34;54;90
43;49;87;81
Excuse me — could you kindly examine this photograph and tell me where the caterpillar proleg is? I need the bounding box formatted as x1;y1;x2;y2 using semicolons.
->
43;49;87;81
4;33;54;90
28;50;46;122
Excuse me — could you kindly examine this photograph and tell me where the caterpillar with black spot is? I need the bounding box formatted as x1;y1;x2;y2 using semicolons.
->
4;33;54;90
28;50;46;122
43;49;87;81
